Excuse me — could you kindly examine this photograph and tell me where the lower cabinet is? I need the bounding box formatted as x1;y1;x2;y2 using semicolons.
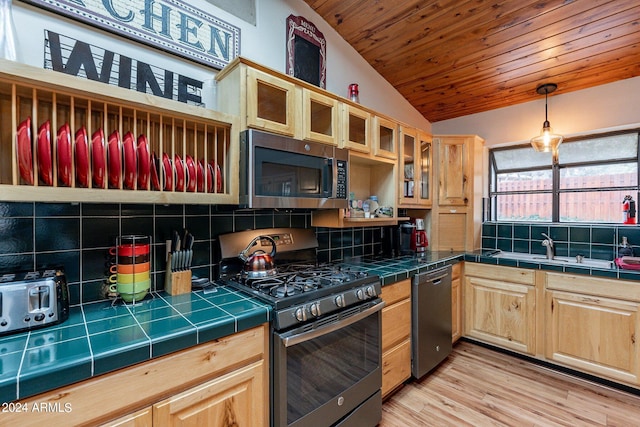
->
545;272;640;386
381;279;411;398
7;325;268;427
451;263;462;343
464;263;536;355
153;361;265;426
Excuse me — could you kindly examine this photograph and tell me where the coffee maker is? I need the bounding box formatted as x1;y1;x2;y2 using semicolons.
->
411;218;428;256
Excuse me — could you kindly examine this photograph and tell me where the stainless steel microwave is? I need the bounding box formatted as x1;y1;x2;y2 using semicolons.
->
240;130;348;209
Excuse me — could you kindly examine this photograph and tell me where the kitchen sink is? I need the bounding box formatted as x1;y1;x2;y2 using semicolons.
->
488;251;613;269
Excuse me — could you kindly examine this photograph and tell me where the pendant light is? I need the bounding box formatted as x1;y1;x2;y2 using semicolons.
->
530;83;563;163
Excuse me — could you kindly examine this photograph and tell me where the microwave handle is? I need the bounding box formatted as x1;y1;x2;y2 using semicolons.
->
322;159;333;197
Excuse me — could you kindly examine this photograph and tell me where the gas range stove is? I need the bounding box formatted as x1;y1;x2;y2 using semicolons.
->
218;229;381;330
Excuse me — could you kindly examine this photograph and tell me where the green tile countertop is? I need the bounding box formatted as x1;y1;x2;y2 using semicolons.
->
334;252;466;285
464;251;640;281
0;286;270;403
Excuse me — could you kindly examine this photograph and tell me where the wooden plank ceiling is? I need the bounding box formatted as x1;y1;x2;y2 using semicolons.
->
303;0;640;123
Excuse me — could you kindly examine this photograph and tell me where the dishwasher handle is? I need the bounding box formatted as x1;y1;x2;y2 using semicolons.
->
413;266;451;285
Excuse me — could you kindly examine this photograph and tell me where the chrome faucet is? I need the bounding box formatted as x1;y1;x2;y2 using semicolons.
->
541;233;555;260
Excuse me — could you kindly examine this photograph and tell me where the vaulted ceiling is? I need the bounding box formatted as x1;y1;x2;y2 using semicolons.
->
303;0;640;123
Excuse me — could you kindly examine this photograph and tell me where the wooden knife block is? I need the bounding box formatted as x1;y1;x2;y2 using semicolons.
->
165;254;192;295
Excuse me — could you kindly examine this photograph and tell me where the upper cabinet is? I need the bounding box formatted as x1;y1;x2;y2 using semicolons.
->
398;126;431;208
303;89;339;146
436;136;470;206
373;115;398;160
341;103;371;153
247;68;297;136
0;59;239;205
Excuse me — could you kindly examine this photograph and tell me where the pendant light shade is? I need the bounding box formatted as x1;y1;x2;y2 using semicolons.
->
530;83;563;157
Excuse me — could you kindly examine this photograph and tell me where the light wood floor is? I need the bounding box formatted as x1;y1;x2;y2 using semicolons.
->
380;341;640;426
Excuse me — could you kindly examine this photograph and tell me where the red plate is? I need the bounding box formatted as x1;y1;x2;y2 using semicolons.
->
91;128;106;188
185;155;196;192
162;152;173;191
150;152;161;191
57;123;72;187
37;120;53;186
122;131;136;190
209;160;223;193
74;126;89;188
206;162;214;193
107;130;121;188
174;154;185;192
16;117;33;185
137;135;150;190
196;159;205;192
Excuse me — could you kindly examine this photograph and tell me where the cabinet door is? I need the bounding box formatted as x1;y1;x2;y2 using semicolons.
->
545;290;640;385
302;89;338;145
417;131;432;205
153;360;266;427
246;68;296;136
464;275;536;354
101;407;152;427
382;340;411;398
399;128;432;208
341;103;371;153
373;116;397;160
437;137;469;205
451;263;462;343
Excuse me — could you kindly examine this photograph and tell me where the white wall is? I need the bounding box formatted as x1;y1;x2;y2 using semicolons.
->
10;0;431;131
432;76;640;147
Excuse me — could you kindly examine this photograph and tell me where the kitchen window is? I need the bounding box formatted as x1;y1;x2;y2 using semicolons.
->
489;131;640;223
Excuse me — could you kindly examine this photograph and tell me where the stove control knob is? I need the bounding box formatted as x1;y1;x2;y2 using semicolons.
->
335;294;345;307
365;286;376;298
310;302;321;317
356;289;365;300
295;307;307;322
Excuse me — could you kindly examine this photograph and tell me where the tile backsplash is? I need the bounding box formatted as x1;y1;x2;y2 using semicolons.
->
0;202;383;306
482;221;640;261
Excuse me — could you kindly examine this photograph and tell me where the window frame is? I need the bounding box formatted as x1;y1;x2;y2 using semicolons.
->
489;130;640;223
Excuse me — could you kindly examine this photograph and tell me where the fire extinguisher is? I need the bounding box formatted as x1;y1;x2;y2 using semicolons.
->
623;195;637;224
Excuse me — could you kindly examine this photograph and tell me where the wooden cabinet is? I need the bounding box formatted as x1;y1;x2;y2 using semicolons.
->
373;115;398;160
0;59;239;204
398;126;431;208
154;361;265;427
381;279;412;398
431;135;484;251
4;325;269;427
464;263;536;355
341;102;371;153
437;136;470;206
544;272;640;386
246;67;297;136
451;262;462;343
302;89;339;145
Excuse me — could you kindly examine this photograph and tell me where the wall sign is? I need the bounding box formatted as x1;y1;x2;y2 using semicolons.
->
45;30;205;106
21;0;240;69
286;15;326;89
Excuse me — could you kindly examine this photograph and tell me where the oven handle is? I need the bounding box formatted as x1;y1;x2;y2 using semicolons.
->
282;301;384;348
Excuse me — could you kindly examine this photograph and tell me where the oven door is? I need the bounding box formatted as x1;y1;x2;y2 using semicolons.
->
273;299;383;427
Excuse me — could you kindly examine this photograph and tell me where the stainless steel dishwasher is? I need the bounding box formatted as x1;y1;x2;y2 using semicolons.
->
411;265;452;379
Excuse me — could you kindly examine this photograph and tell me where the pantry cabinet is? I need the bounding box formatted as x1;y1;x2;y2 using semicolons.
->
544;272;640;386
0;59;238;205
6;325;269;427
431;135;484;251
381;279;412;398
464;263;536;355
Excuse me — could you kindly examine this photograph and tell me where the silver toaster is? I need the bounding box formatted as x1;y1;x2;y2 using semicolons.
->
0;269;70;336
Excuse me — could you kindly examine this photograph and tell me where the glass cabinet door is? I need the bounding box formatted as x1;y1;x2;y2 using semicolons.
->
373;116;397;160
342;104;371;153
418;132;431;204
303;89;338;145
399;127;431;207
246;68;296;136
